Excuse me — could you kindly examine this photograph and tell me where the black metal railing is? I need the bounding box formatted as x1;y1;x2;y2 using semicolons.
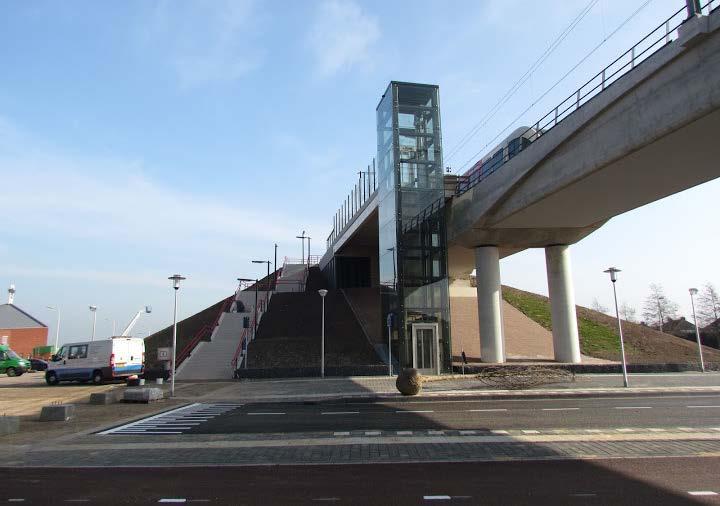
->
326;159;378;249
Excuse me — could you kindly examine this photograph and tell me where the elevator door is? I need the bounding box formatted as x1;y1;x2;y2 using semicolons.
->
412;323;440;375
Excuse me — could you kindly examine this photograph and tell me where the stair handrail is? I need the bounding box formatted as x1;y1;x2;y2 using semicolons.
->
175;295;233;367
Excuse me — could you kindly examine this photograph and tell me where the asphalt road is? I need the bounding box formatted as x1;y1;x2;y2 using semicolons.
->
172;393;720;434
4;457;720;504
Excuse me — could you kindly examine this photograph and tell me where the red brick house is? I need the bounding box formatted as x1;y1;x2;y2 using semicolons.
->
0;303;48;358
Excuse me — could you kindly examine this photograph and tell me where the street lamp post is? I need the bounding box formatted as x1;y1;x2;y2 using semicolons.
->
307;236;312;266
89;305;98;341
657;296;666;333
296;230;307;264
252;260;271;292
318;289;328;378
689;288;706;373
274;243;278;292
46;306;60;351
168;274;186;398
604;267;629;387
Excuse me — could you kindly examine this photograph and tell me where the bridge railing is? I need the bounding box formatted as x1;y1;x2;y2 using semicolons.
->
456;1;713;197
327;160;378;250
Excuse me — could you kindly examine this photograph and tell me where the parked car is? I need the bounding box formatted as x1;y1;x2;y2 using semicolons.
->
45;337;144;385
0;345;31;377
29;358;48;372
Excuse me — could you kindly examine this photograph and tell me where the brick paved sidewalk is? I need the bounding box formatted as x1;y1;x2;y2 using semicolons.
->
8;437;720;467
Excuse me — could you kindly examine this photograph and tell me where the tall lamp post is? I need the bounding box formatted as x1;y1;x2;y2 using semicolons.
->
46;306;60;351
318;289;328;378
89;305;98;341
168;274;186;398
657;295;666;333
252;260;271;292
274;243;278;292
306;236;312;266
689;288;706;373
296;230;307;264
604;267;629;387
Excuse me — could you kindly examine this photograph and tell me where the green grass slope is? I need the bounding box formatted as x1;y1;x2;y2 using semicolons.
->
502;285;720;364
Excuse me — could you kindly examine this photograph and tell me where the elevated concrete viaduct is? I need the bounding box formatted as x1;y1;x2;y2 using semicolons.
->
446;10;720;364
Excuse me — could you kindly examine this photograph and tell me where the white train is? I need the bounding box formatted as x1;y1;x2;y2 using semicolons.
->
458;126;539;193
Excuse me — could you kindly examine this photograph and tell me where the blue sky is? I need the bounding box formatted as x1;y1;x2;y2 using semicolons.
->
1;0;718;344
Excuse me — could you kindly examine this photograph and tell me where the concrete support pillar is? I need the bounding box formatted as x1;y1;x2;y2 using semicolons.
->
545;245;582;364
475;246;505;363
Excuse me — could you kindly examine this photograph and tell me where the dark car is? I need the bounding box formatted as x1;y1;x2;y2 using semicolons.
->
29;358;48;372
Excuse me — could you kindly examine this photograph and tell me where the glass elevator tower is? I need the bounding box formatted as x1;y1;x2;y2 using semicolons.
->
376;82;451;374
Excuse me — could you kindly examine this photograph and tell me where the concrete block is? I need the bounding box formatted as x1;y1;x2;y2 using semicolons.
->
123;388;164;403
0;416;20;435
40;404;75;422
89;389;123;405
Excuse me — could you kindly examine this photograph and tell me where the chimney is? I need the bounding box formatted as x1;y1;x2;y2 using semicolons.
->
7;284;15;304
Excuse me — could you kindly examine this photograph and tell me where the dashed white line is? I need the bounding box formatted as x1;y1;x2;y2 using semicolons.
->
687;405;720;409
8;500;25;503
542;408;579;411
428;430;445;435
648;428;667;433
614;406;651;410
397;410;434;413
397;431;413;435
467;409;507;412
585;429;602;433
616;429;635;433
688;491;718;496
321;411;359;415
158;500;187;504
521;430;540;434
459;430;477;435
333;431;350;436
424;496;451;501
491;430;509;435
247;412;285;416
364;431;381;436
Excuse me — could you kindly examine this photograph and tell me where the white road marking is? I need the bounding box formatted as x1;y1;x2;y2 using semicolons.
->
8;500;25;503
397;410;434;413
542;408;579;411
333;432;350;436
614;406;651;409
424;496;451;500
428;430;445;435
522;430;540;434
364;431;381;436
321;411;359;415
648;428;667;432
247;412;285;415
397;431;413;435
459;430;477;435
158;500;187;503
468;409;507;412
585;429;602;433
617;429;635;433
491;430;509;435
687;405;720;409
688;491;718;496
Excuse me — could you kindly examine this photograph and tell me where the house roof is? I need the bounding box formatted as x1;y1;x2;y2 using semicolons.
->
0;304;47;329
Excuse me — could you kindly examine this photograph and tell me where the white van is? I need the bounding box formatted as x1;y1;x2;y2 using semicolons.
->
45;337;145;385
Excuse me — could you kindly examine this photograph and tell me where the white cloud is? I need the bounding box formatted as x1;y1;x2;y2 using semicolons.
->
307;0;380;78
138;0;262;88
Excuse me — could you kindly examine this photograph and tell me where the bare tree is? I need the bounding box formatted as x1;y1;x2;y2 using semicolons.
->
619;302;637;323
591;298;608;314
698;283;720;327
642;283;679;332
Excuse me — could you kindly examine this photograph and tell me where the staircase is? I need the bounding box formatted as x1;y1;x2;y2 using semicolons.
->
175;312;248;380
243;267;383;375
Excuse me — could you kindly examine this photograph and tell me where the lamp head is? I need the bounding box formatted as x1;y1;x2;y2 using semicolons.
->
168;274;186;290
603;267;621;282
689;288;699;296
318;289;328;298
89;305;97;312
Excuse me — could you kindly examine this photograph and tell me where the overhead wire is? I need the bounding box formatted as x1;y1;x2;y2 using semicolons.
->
455;0;655;173
445;0;600;165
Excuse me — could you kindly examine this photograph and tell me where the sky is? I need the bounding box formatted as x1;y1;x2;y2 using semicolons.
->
1;0;718;345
